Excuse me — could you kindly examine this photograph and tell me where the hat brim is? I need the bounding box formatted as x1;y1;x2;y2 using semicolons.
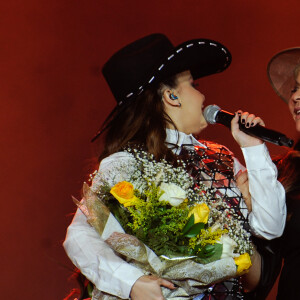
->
121;38;231;105
267;48;300;103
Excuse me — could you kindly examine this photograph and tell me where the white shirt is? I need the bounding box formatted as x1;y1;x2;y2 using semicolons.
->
63;129;286;299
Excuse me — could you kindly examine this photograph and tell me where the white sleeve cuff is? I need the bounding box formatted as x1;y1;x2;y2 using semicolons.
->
241;143;273;171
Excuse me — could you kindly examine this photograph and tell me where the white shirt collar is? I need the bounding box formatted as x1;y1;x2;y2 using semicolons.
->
165;128;206;154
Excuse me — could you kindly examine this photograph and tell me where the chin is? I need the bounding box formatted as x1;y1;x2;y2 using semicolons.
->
200;122;208;132
193;124;207;136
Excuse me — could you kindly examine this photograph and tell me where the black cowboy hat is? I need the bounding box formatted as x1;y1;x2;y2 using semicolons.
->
91;33;232;142
267;47;300;103
102;33;232;105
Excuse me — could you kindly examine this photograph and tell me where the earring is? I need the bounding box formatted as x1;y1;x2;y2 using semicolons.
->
169;93;178;100
178;103;181;107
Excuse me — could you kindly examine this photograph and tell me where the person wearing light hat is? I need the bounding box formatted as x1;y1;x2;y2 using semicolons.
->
63;34;286;299
268;47;300;145
268;48;300;299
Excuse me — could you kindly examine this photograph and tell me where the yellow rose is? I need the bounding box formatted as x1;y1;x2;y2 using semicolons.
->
234;253;252;275
110;181;138;207
188;203;210;224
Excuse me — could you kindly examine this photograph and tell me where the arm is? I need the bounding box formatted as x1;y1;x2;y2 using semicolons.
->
63;152;144;298
234;162;284;296
231;111;286;239
235;169;252;212
240;144;286;239
241;247;261;292
64;152;174;299
63;208;144;298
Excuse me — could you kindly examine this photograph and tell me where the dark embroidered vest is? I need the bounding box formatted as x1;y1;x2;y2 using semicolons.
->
179;141;250;300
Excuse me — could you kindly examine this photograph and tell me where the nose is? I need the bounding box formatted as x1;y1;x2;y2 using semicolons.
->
291;91;300;103
200;92;205;101
292;97;300;104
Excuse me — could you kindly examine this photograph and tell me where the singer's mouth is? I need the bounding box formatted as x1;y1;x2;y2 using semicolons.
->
294;107;300;121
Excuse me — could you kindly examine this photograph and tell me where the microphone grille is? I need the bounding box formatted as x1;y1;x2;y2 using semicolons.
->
203;105;221;124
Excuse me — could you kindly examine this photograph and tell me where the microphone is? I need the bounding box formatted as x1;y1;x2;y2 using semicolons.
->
203;104;294;148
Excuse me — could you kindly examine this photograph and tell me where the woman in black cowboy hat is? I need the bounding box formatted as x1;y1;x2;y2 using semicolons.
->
63;34;286;300
267;48;300;299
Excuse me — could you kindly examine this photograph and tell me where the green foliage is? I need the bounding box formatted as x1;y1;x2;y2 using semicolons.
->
104;197;134;235
182;214;195;235
87;282;94;297
124;183;191;256
195;243;223;264
93;148;253;263
182;214;206;238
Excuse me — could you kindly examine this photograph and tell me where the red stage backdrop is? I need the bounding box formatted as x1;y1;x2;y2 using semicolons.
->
0;1;299;299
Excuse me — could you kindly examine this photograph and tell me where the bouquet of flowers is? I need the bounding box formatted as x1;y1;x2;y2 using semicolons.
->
75;148;252;299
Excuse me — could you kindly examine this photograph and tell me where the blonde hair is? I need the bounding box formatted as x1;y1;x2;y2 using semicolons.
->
294;63;300;78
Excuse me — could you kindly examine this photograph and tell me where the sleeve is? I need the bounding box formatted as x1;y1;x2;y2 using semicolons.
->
237;143;286;239
63;152;144;299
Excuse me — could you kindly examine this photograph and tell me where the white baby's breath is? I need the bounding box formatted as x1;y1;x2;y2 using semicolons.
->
91;148;253;256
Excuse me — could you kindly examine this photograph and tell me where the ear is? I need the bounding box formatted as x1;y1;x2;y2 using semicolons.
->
162;88;180;107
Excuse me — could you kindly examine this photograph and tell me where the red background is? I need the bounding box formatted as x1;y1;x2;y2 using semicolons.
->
1;1;299;299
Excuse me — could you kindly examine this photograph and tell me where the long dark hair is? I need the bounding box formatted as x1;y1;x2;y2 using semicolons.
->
98;75;179;162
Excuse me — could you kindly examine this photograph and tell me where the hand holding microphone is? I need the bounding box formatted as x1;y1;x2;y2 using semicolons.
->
203;105;294;148
231;110;265;148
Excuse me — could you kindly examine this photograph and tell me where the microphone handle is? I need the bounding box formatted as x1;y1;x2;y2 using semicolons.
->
215;110;234;128
215;110;294;147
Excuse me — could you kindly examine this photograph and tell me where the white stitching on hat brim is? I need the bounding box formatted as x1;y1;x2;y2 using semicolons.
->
123;40;230;104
